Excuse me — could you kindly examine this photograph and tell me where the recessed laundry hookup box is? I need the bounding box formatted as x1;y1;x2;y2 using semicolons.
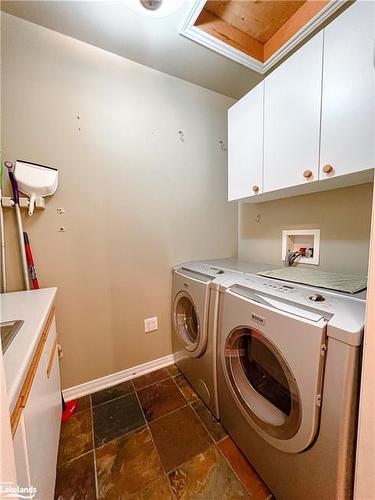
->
282;229;320;265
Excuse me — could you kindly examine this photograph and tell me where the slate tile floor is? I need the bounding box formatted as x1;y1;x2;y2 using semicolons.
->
55;366;271;500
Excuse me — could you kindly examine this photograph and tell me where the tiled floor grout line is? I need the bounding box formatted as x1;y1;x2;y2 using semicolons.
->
89;395;100;500
131;370;195;425
216;434;229;445
131;380;175;498
133;374;172;391
170;370;200;405
144;402;190;425
188;399;217;443
214;439;253;498
91;390;134;409
57;448;93;467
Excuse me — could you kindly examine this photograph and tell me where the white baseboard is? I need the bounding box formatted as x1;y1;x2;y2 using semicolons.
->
62;353;176;401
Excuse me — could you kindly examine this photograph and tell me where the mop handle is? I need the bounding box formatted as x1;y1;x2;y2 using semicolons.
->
8;172;19;204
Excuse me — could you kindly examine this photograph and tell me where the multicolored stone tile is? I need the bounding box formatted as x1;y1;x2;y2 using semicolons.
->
167;364;181;377
149;405;212;473
133;368;171;390
192;399;227;442
57;409;93;465
128;476;173;500
91;380;134;406
93;392;145;447
168;446;249;499
218;437;271;500
96;426;164;499
55;451;96;500
174;374;198;403
137;378;186;421
71;395;91;413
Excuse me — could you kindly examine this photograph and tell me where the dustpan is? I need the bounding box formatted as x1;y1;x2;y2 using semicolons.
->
14;160;58;216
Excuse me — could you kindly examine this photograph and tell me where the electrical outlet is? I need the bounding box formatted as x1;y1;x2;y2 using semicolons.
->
144;317;158;333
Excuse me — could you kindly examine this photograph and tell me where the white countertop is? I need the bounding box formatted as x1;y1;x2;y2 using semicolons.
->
1;288;57;410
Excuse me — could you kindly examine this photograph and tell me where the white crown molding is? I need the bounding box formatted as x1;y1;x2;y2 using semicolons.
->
62;353;176;401
180;0;345;75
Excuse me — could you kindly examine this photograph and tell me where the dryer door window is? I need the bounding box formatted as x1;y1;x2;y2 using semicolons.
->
225;328;301;440
174;293;200;351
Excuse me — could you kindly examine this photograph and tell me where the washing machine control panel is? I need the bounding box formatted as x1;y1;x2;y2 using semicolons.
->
238;274;365;315
309;294;326;302
177;262;241;283
228;274;366;346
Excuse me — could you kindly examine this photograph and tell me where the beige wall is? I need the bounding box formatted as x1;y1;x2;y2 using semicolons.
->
238;183;373;275
1;14;237;389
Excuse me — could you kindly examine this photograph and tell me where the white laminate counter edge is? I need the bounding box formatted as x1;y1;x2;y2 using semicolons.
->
1;288;57;411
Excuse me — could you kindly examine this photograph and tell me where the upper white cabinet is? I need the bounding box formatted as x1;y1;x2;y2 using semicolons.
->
228;1;374;202
228;82;264;201
263;32;323;192
320;0;375;178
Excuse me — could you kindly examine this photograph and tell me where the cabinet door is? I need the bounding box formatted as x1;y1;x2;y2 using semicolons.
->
13;414;31;490
320;1;375;178
23;319;61;500
264;32;323;192
228;82;264;201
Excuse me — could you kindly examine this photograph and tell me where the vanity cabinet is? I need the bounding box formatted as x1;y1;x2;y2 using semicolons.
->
320;0;375;179
12;308;61;500
263;33;323;192
228;82;264;200
228;1;375;202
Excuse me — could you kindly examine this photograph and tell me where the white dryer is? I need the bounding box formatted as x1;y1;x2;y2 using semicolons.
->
217;274;366;499
171;262;240;418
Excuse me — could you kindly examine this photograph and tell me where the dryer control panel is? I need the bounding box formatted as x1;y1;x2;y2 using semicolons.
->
229;274;366;346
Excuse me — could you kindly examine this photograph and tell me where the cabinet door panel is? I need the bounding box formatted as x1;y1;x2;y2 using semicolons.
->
320;1;375;178
264;32;323;192
228;82;264;201
23;320;61;500
13;415;31;490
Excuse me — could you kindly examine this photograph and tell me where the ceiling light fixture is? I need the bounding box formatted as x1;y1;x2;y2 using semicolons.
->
125;0;181;18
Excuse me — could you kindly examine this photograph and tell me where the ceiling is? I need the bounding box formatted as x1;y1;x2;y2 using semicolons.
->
0;0;264;99
194;0;331;66
204;1;306;44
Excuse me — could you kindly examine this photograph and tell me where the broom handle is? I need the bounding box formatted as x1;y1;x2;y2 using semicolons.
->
9;172;30;290
0;191;6;293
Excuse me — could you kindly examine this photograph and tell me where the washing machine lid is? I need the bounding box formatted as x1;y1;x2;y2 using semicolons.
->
221;286;327;453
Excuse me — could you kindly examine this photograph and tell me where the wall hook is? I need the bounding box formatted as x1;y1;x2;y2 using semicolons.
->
219;140;227;151
178;130;184;143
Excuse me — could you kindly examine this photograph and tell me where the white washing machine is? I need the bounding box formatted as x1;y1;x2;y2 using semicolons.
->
171;261;241;418
217;274;366;499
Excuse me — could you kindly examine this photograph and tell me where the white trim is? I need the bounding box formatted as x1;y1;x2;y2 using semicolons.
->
62;353;176;401
182;25;264;73
180;0;344;75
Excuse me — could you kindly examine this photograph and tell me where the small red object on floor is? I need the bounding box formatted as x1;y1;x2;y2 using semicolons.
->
61;399;78;423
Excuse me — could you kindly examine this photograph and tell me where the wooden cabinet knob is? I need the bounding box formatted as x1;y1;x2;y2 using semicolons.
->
323;164;334;174
303;170;313;179
252;185;259;193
